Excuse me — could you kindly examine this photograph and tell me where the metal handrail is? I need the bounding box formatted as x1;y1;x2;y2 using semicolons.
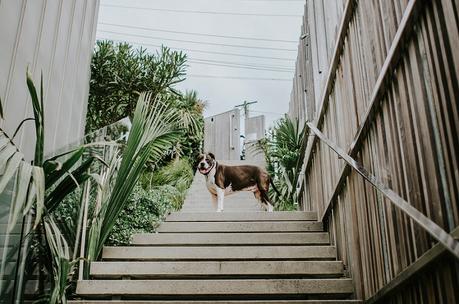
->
305;122;459;260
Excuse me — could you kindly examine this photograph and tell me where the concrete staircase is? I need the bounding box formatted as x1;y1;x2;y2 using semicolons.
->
71;161;358;303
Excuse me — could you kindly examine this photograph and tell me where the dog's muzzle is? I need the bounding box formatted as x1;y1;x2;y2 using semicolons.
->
199;163;212;175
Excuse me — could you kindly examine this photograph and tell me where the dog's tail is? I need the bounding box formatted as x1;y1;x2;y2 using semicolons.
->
269;178;281;197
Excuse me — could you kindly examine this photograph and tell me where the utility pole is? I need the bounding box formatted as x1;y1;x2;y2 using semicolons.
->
235;100;258;119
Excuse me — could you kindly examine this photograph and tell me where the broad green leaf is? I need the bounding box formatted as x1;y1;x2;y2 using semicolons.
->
8;161;32;233
0;135;10;151
44;147;85;188
32;166;45;229
0;152;23;195
45;158;93;213
0;144;18;174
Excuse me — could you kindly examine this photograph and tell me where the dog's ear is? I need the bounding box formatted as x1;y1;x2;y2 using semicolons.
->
208;152;215;160
193;153;203;168
194;152;202;161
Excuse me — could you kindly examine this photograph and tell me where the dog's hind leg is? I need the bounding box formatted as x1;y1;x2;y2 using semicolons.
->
266;203;274;212
260;189;274;212
216;187;224;212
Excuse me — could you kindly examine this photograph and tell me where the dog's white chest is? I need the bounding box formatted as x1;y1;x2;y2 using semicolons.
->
205;175;218;195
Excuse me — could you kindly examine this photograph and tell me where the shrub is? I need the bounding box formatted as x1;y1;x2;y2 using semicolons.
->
107;185;179;245
87;41;187;133
108;158;195;245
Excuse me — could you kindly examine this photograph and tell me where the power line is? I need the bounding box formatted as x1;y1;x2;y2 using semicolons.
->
189;58;294;70
98;30;297;52
251;110;284;115
100;4;302;17
99;22;298;43
241;0;304;1
188;60;294;72
96;34;295;71
97;37;296;61
186;74;292;81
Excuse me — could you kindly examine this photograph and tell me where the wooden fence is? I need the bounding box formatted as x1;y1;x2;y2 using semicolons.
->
290;0;459;302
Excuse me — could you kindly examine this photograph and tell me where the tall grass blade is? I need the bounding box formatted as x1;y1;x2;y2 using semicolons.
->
26;69;44;166
32;166;45;229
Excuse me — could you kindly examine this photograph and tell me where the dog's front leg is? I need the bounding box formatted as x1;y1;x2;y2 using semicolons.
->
216;187;224;212
211;194;217;210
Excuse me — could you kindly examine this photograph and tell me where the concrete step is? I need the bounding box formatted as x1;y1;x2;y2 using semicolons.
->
183;197;261;202
182;201;262;206
180;208;266;212
166;212;317;222
69;301;363;304
156;221;323;233
102;246;336;261
181;203;263;208
90;261;344;278
76;278;354;298
131;233;329;246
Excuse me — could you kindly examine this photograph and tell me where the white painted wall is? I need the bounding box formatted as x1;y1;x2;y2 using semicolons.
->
0;0;100;160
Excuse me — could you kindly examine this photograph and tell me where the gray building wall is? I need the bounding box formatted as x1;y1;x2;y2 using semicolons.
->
245;115;265;141
244;115;265;163
0;0;100;160
204;109;240;160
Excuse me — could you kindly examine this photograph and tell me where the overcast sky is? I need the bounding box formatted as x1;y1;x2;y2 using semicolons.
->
96;0;304;127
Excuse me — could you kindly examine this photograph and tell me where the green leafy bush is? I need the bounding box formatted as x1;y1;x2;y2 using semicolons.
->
107;185;179;245
108;158;194;246
87;40;205;160
87;41;187;133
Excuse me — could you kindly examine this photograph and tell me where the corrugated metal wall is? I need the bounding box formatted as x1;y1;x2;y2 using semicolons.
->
290;0;459;302
0;0;100;160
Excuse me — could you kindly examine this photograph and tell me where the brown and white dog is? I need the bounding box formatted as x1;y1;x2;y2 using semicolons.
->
196;152;275;212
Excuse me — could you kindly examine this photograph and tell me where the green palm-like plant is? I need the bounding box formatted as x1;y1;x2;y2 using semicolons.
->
43;215;79;304
0;71;100;303
86;92;181;262
174;91;206;136
258;116;307;210
170;90;206;159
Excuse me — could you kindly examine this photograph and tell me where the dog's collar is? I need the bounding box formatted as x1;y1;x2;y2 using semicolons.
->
203;162;217;176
